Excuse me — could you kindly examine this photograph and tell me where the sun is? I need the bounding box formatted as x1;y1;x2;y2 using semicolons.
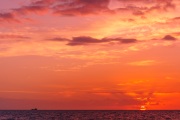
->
140;105;146;111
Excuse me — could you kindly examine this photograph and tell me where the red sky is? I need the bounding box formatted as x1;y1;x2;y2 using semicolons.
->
0;0;180;110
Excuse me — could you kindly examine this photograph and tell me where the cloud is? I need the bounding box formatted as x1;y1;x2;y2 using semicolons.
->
47;36;137;46
87;88;162;109
13;0;56;15
13;5;48;15
47;37;70;42
132;10;144;16
172;32;180;37
163;35;177;41
0;0;112;23
170;17;180;23
147;0;175;11
173;17;180;20
66;36;137;46
113;38;137;44
52;0;112;16
67;36;108;46
0;0;178;24
11;0;112;17
0;13;20;23
103;37;138;44
127;60;157;66
0;34;30;39
31;0;56;5
0;0;51;23
115;0;176;17
116;0;175;7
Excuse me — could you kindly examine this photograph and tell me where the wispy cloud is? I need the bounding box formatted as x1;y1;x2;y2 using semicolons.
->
127;60;157;66
0;34;30;39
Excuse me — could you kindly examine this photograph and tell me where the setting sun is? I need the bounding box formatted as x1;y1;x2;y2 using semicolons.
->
140;106;146;111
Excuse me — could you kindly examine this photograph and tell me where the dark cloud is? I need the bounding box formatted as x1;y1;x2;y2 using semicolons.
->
52;0;112;16
163;35;177;41
31;0;112;16
0;0;51;23
116;0;176;17
145;2;175;13
48;36;137;46
133;10;144;16
0;0;112;23
13;0;54;14
117;0;174;5
13;5;48;15
0;13;20;23
108;38;138;44
67;36;108;46
66;36;137;46
0;1;49;23
0;0;177;23
47;37;70;42
172;17;180;20
120;39;137;43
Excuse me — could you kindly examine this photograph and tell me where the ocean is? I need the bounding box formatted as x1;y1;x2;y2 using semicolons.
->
0;110;179;120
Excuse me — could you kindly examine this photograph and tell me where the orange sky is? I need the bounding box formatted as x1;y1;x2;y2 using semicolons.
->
0;0;180;110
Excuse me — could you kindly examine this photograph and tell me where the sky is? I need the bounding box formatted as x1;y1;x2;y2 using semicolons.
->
0;0;180;110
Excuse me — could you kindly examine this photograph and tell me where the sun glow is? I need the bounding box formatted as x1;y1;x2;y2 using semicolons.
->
140;105;146;111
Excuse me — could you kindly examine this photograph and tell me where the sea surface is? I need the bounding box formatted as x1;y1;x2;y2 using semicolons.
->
0;110;179;120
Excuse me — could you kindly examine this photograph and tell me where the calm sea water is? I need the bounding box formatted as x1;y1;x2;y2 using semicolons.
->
0;110;179;120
